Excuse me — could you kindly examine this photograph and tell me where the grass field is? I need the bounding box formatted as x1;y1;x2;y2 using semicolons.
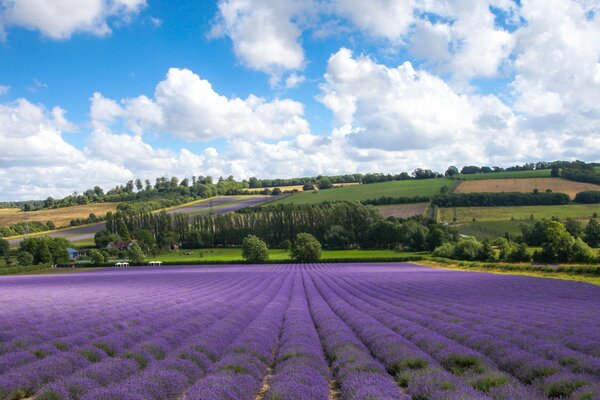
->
377;203;429;218
453;219;535;240
454;177;600;199
440;203;600;223
156;248;424;262
0;203;119;228
456;169;551;180
270;178;453;205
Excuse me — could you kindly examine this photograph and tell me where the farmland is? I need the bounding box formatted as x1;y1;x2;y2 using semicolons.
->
377;203;429;218
0;203;119;229
439;203;600;223
0;264;598;400
457;169;552;180
271;178;454;205
454;177;600;199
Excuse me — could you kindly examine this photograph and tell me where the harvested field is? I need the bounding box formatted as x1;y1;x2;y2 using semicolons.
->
0;203;119;228
455;177;600;199
377;202;428;218
0;264;599;399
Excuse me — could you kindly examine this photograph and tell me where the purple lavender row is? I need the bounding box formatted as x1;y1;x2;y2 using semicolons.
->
302;270;410;400
318;272;547;399
35;275;282;400
338;272;600;397
328;267;599;399
183;270;294;400
309;271;492;400
262;272;331;400
76;273;288;400
347;273;600;379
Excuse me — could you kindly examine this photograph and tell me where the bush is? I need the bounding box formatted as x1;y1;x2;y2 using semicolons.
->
574;191;600;204
0;238;9;257
17;251;34;266
585;218;600;247
290;233;322;262
128;243;145;264
241;235;269;263
89;249;105;265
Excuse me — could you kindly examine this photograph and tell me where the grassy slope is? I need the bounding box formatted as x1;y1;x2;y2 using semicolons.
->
440;204;600;223
456;169;551;180
270;178;453;205
454;220;535;240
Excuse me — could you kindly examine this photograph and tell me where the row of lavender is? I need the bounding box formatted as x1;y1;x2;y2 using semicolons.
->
1;264;599;399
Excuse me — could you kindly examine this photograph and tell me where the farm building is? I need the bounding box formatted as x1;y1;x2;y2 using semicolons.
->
106;240;137;251
67;248;79;260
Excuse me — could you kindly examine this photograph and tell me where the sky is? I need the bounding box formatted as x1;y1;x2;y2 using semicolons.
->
1;0;600;200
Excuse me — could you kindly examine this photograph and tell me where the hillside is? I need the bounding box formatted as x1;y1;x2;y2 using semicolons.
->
454;177;600;199
271;178;454;205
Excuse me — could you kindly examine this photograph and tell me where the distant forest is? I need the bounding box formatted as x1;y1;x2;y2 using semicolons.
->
2;160;598;210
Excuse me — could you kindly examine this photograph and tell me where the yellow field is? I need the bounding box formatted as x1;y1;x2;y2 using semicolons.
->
454;178;600;199
0;203;119;228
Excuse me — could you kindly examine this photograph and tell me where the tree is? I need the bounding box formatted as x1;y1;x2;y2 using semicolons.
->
17;251;33;266
324;225;351;250
271;187;282;196
570;239;597;263
89;249;105;265
0;238;9;257
564;218;583;238
317;177;333;190
128;243;145;264
290;233;322;262
585;218;600;247
46;221;55;230
241;235;269;263
94;230;120;249
445;166;459;177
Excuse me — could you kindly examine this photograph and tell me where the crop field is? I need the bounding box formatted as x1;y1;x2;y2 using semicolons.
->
439;204;600;223
0;203;119;229
453;220;536;240
1;264;599;400
457;169;552;180
377;203;429;218
454;177;600;199
271;178;453;205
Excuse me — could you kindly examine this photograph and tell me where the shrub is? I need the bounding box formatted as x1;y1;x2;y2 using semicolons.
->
0;238;9;257
89;249;105;265
128;243;145;265
574;191;600;204
431;192;570;207
17;251;34;266
290;233;322;262
241;235;269;263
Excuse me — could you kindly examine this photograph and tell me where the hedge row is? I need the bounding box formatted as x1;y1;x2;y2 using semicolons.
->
574;191;600;204
431;192;570;207
427;257;600;276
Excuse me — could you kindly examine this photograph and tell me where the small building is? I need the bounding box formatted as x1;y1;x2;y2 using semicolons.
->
114;262;129;268
67;248;79;260
107;240;136;251
148;261;162;267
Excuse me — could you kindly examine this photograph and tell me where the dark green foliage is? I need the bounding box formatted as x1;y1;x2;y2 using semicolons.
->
564;218;584;238
533;221;597;263
94;229;121;248
323;225;352;249
18;237;69;265
290;233;322;262
89;249;105;265
574;191;600;204
0;238;9;257
585;218;600;247
128;242;145;264
431;192;570;207
562;166;600;185
241;235;269;262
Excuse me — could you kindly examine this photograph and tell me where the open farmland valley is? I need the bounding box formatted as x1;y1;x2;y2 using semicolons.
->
0;264;599;400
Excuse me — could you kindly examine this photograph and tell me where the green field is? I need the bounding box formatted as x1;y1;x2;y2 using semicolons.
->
454;220;535;240
440;203;600;223
270;178;453;205
456;169;551;180
156;248;424;262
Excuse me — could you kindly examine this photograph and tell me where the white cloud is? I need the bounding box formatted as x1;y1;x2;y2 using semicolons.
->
1;0;146;40
211;0;305;83
285;73;306;88
0;85;9;95
330;0;416;41
319;48;478;150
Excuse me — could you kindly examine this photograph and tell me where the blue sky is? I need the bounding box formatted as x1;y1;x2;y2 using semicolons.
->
0;0;599;200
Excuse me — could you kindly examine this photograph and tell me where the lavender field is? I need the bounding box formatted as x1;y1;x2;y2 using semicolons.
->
0;264;599;400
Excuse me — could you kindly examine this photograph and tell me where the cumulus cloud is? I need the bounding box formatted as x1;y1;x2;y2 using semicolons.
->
0;0;146;40
211;0;306;84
